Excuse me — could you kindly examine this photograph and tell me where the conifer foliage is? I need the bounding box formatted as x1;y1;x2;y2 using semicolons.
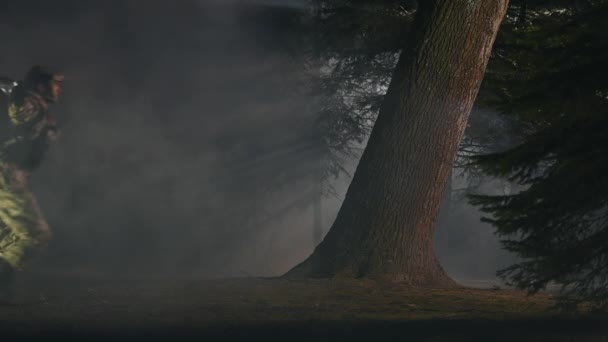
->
470;1;608;308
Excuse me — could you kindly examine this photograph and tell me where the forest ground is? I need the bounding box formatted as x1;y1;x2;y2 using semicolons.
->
0;272;607;341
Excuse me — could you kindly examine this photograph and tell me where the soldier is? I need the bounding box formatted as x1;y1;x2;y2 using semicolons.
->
0;66;64;304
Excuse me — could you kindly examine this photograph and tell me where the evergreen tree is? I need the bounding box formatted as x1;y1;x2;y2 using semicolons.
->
287;0;509;283
469;1;608;308
304;1;525;188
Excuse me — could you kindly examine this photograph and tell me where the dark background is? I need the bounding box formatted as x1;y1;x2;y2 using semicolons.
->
0;0;513;281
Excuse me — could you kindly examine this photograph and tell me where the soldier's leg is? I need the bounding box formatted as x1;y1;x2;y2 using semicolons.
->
0;199;51;271
0;168;51;271
0;213;18;302
0;174;50;304
0;255;15;304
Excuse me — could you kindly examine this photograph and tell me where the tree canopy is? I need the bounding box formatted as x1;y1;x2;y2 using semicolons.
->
469;0;608;308
300;0;608;307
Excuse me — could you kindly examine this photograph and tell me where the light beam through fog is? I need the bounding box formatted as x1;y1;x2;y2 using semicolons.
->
0;0;514;281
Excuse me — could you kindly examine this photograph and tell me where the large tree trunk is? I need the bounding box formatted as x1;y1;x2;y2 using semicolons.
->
286;0;509;285
312;178;323;247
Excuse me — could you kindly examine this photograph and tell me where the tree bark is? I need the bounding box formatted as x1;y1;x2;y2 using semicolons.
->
286;0;509;286
312;178;323;247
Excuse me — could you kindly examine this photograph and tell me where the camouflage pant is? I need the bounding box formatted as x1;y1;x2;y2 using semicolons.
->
0;162;50;270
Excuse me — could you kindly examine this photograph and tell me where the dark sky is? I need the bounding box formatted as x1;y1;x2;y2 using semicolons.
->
0;0;514;280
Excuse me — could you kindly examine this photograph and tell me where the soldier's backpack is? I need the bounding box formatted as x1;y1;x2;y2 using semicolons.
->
0;77;19;146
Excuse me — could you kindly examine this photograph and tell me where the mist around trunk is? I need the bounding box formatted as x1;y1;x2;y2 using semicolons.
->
0;0;515;283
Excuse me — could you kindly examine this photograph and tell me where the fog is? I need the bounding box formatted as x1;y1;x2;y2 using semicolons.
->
0;0;515;281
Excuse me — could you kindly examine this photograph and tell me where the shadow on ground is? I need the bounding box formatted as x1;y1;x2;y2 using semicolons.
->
1;273;606;341
2;319;607;342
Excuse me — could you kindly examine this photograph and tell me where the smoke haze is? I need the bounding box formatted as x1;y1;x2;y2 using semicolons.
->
0;0;515;281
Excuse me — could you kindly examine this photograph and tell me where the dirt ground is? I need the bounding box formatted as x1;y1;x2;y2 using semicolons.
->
1;273;607;341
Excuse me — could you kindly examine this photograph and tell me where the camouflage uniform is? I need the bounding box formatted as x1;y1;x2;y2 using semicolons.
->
0;90;59;270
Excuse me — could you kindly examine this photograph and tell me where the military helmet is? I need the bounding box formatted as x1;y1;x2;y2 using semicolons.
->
23;65;64;90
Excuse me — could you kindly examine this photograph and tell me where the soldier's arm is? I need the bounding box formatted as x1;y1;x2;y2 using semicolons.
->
8;97;47;140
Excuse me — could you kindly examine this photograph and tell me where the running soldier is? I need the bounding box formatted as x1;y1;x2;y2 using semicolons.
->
0;66;64;304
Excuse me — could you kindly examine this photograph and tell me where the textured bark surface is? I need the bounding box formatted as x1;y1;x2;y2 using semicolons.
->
286;0;509;286
312;186;323;247
312;166;324;247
